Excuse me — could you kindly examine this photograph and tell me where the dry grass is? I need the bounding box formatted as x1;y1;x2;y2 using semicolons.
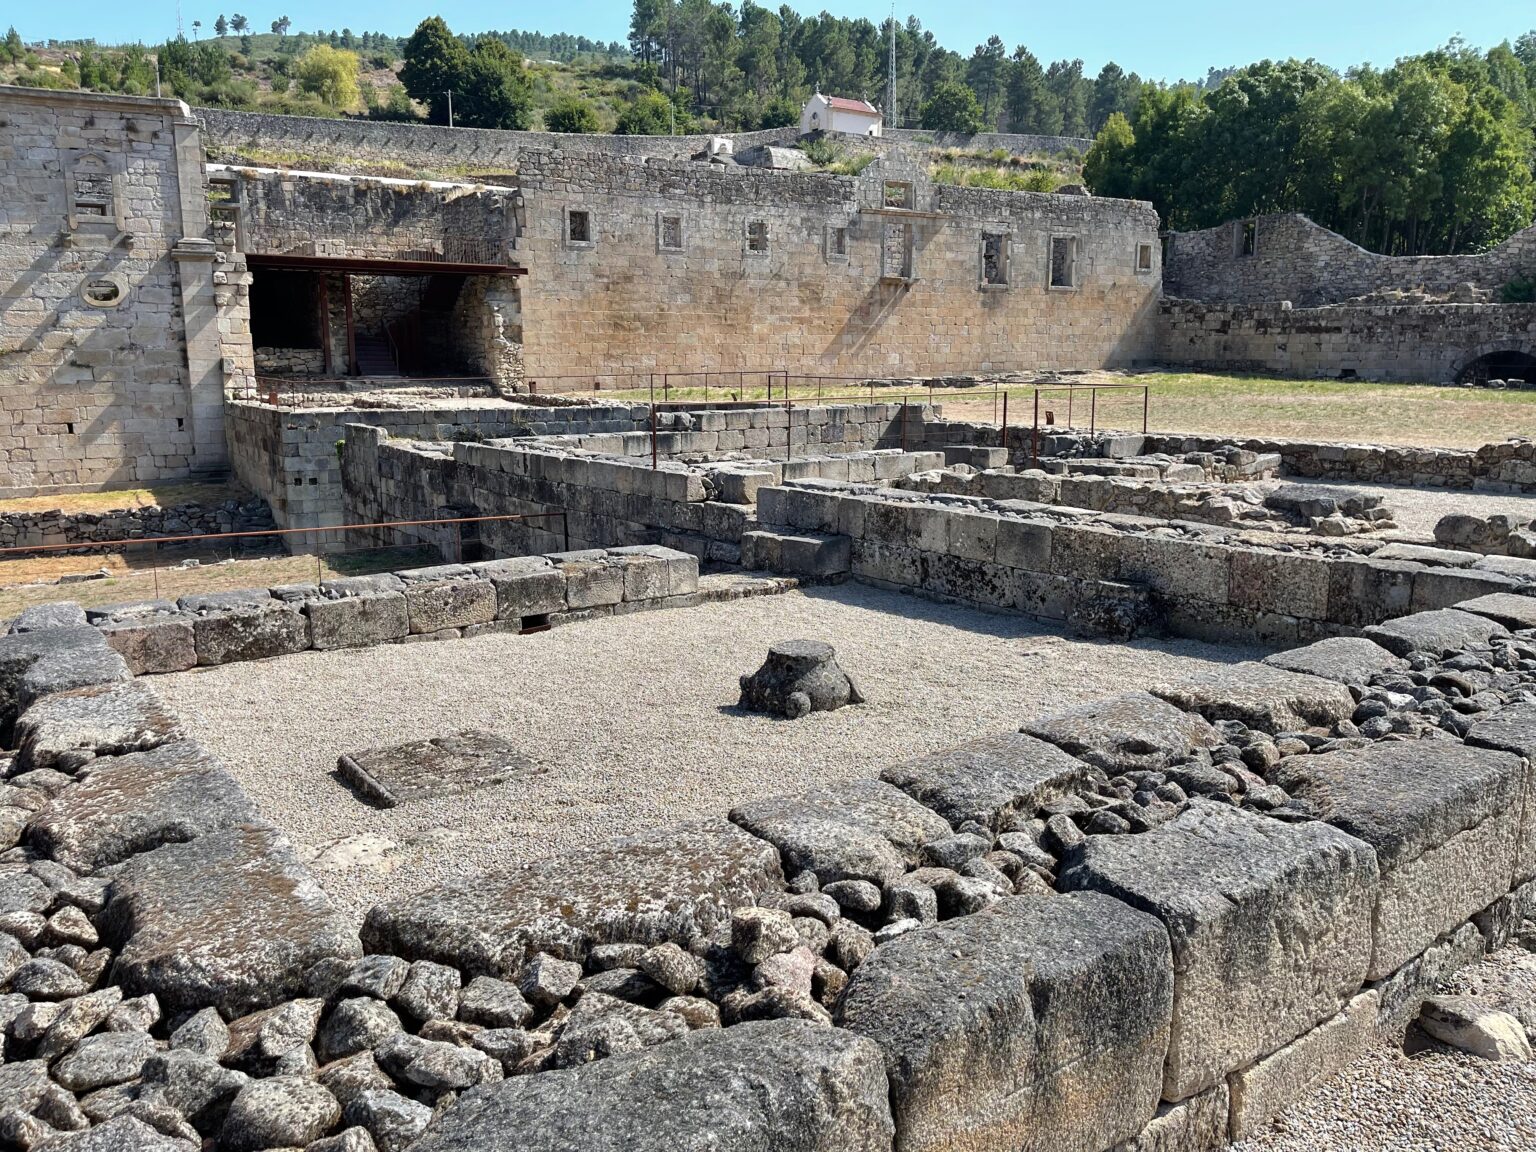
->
0;545;439;619
0;482;246;516
592;371;1536;450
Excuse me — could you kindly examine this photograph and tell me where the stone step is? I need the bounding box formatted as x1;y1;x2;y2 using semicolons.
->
740;530;851;579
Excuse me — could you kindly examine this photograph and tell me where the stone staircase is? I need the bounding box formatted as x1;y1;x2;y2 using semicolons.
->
353;333;399;377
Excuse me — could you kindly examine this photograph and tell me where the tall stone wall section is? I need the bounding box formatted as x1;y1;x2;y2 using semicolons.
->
0;86;238;495
516;150;1161;381
1156;298;1536;383
1165;213;1536;306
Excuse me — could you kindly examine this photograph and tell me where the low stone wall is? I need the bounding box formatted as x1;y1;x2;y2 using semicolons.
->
754;481;1535;646
2;565;1532;1151
0;494;273;554
1155;298;1536;384
253;347;326;376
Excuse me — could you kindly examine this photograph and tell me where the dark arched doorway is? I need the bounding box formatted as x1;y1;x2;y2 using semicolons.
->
1456;350;1536;385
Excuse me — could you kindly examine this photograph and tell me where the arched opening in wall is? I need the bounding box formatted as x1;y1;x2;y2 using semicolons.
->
1456;350;1536;386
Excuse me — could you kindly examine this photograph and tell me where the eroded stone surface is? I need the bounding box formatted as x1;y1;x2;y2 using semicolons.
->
12;680;182;775
1024;691;1224;774
878;732;1089;830
1452;592;1536;631
1261;636;1407;686
1151;662;1356;734
1363;608;1511;657
337;731;534;808
362;819;782;976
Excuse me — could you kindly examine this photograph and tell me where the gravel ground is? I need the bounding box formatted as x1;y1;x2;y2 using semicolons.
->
155;582;1260;921
1235;944;1536;1151
1256;477;1536;539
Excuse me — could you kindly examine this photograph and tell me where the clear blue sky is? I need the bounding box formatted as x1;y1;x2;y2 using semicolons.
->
17;0;1536;82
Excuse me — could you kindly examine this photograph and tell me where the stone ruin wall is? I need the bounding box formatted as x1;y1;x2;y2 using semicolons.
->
0;86;241;495
514;150;1162;382
1164;213;1536;307
0;555;1533;1151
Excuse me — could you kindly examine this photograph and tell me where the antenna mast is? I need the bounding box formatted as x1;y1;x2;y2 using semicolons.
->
886;5;896;130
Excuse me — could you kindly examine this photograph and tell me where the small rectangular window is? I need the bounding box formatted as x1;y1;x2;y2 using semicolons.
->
826;224;849;262
982;232;1008;286
883;181;913;209
746;220;770;254
1238;219;1257;257
1136;242;1154;273
658;213;684;252
567;209;592;245
882;221;914;280
1049;236;1078;289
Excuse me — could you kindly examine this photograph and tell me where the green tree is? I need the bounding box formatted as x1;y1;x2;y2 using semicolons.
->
615;88;687;134
1005;47;1058;133
1083;111;1138;198
295;43;360;108
1090;62;1139;132
545;93;601;133
457;38;533;129
271;16;291;37
921;79;985;133
2;27;23;65
231;14;248;33
965;35;1007;126
1045;58;1090;135
214;15;228;37
400;16;471;124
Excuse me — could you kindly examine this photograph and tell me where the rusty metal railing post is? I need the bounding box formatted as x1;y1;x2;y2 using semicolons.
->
1067;387;1074;429
1032;388;1040;468
561;511;570;553
901;396;908;451
1001;391;1008;455
1090;388;1097;436
1143;385;1150;434
651;404;659;470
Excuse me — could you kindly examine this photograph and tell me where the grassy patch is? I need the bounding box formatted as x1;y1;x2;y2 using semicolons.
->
0;482;246;517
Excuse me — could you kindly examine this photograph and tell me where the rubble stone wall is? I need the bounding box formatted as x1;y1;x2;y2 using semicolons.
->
515;150;1161;379
0;495;273;554
1164;213;1536;306
1155;298;1536;384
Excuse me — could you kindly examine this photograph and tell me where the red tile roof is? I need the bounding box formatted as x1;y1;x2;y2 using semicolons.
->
824;96;880;115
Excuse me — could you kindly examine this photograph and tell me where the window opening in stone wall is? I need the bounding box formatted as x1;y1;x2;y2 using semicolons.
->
71;155;113;218
883;181;914;209
828;225;849;260
746;220;770;254
982;232;1008;285
1049;236;1078;288
250;268;323;349
81;279;123;306
659;214;684;252
882;221;914;280
1137;242;1154;273
567;209;592;244
1239;219;1257;257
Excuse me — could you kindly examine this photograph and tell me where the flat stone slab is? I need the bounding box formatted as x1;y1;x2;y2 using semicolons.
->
1273;740;1524;978
1467;702;1536;758
1372;543;1480;568
28;741;259;872
729;779;954;887
838;894;1171;1152
9;601;88;632
337;731;534;808
12;679;182;775
362;819;783;976
1060;801;1378;1102
101;824;362;1018
878;732;1089;830
0;626;130;739
1262;637;1408;686
1023;691;1224;774
1453;592;1536;631
1151;662;1356;734
409;1019;893;1152
1363;609;1511;657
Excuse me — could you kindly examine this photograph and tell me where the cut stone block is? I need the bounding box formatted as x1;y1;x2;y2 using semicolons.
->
307;592;409;651
29;740;258;872
1023;691;1224;775
1150;662;1356;734
0;626;130;741
1273;739;1523;979
8;601;88;632
363;819;782;976
101;824;361;1018
559;559;624;610
730;778;953;887
1371;543;1480;568
1262;636;1407;685
338;731;533;808
1107;1085;1229;1152
1372;921;1484;1037
837;893;1172;1152
742;530;851;578
409;1019;893;1152
1363;608;1510;657
878;732;1089;830
96;615;197;675
399;576;496;634
1467;702;1536;883
184;599;311;666
12;679;182;775
1060;801;1378;1102
1452;592;1536;631
1227;990;1378;1141
469;557;567;620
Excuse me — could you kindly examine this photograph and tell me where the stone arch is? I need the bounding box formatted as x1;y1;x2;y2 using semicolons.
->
1455;347;1536;385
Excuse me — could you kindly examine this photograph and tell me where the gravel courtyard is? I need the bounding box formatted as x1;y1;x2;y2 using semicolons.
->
156;582;1261;920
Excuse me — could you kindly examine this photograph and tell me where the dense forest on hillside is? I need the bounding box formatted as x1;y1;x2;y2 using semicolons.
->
4;11;1535;255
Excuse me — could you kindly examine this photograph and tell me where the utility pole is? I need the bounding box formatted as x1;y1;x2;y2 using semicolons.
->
446;90;454;128
886;4;896;131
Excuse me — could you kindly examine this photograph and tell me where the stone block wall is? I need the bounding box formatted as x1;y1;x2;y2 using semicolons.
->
1156;298;1536;384
515;150;1161;380
0;493;273;553
0;86;235;494
1165;212;1536;306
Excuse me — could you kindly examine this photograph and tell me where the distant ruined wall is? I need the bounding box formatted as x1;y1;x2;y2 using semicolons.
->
1155;298;1536;383
516;150;1162;381
1165;213;1536;306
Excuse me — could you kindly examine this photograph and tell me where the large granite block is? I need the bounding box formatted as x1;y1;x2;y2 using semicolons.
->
1117;535;1231;604
307;592;409;650
1453;592;1536;631
12;679;182;775
469;556;567;620
838;894;1172;1152
1230;549;1330;619
878;732;1089;830
1060;802;1378;1101
399;573;497;634
1363;608;1510;657
1024;691;1224;774
0;627;130;741
729;779;953;887
101;825;361;1017
95;614;197;676
1325;557;1417;628
28;741;258;872
363;819;783;976
1150;662;1356;734
1273;740;1523;978
1467;703;1536;882
185;599;312;666
409;1020;893;1152
1262;636;1407;686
